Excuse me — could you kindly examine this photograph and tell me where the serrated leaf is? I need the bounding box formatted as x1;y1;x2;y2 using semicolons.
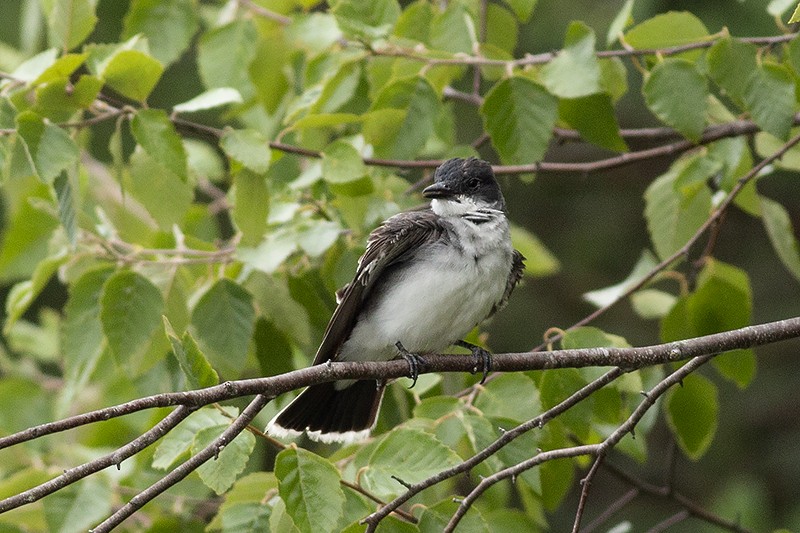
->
31;52;87;84
193;425;256;495
44;0;98;51
558;93;627;152
16;111;79;183
760;196;800;282
130;108;188;179
418;499;489;533
173;87;242;113
275;447;345;533
474;373;540;423
481;76;557;165
233;169;270;246
190;279;255;378
245;271;311;347
102;49;164;101
430;2;474;54
665;373;718;459
220;129;272;174
153;407;233;469
331;0;400;41
100;270;165;362
4;252;66;333
122;0;199;66
164;317;219;389
541;21;601;98
743;63;795;140
362;428;461;500
365;76;440;160
36;75;104;117
643;59;708;141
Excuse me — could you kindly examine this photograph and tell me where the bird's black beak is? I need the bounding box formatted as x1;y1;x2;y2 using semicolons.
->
422;182;455;199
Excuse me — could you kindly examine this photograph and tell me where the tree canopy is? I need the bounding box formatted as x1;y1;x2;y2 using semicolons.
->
1;0;800;532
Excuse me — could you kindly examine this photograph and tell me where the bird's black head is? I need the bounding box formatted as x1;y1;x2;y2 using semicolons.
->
423;157;505;209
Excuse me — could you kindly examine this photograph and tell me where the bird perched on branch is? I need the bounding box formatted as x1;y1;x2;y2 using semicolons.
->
267;157;525;444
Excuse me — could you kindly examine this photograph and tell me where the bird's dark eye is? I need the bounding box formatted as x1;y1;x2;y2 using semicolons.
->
467;177;481;190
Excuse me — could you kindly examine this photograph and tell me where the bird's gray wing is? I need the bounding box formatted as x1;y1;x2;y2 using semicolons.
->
312;209;447;365
488;249;525;317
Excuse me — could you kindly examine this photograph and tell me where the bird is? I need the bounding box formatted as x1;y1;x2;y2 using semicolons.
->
266;157;525;444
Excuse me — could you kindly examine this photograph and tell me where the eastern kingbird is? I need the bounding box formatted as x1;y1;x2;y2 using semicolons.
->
267;157;525;444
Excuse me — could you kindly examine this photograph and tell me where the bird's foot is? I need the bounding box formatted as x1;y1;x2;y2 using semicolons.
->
456;340;493;384
395;341;426;388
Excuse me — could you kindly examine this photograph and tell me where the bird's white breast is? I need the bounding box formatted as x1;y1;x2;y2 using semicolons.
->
338;202;512;364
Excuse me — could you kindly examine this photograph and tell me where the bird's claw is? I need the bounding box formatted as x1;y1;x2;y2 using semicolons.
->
395;341;426;388
457;340;493;384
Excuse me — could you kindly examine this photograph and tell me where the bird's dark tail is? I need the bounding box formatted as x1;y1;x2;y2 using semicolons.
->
267;380;385;444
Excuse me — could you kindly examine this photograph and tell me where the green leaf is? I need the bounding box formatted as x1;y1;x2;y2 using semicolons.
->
331;0;400;40
322;140;367;183
163;317;219;389
540;21;601;98
60;267;113;415
418;499;489;533
509;224;559;277
665;373;718;460
485;4;518;54
539;368;593;440
190;279;255;378
173;87;242;113
220;129;272;174
16;110;79;183
584;249;659;308
36;75;104;116
43;477;111;533
631;289;677;320
275;447;345;533
768;0;797;17
644;156;712;260
365;76;440;160
43;0;98;51
130;108;188;179
607;0;634;46
791;3;800;23
743;63;795;140
558;93;627;152
4;252;66;333
501;0;537;22
760;196;800;282
153;407;232;469
624;11;709;55
661;260;755;388
430;3;474;54
53;171;77;244
362;428;461;500
127;146;192;229
474;373;540;423
32;52;87;84
310;61;362;115
706;37;758;107
101;49;164;101
208;473;276;532
100;270;165;362
245;271;311;347
250;36;291;114
122;0;199;65
233;169;270;246
198;20;258;94
643;59;708;141
481;76;558;165
193;425;256;495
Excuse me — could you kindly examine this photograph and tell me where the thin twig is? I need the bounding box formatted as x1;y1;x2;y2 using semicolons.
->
443;353;718;531
581;487;639;532
91;395;271;532
572;453;607;532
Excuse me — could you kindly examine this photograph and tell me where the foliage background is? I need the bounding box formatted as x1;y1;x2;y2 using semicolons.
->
0;0;800;531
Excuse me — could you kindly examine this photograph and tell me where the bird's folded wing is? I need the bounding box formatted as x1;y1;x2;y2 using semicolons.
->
312;210;447;365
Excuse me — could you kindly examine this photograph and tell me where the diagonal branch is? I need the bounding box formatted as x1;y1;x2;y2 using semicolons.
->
444;353;718;531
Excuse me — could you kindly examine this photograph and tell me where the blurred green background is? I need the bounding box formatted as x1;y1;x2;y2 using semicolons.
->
1;0;799;530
